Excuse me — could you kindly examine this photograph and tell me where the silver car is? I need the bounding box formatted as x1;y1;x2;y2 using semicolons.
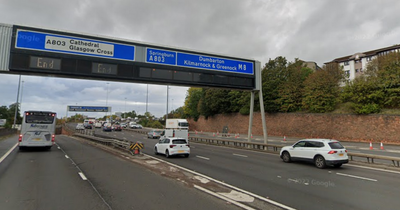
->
147;129;163;139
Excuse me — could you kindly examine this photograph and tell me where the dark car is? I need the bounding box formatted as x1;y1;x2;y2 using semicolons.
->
102;123;112;132
84;124;92;129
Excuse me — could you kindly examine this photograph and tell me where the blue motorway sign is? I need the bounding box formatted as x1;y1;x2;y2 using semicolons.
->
15;30;135;61
68;106;110;112
146;48;254;75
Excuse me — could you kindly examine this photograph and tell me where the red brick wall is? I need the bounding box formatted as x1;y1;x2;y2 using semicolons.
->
188;113;400;143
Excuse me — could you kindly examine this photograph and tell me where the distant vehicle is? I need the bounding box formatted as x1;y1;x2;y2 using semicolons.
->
76;123;85;130
147;129;163;139
84;123;93;129
129;121;137;128
102;123;112;132
18;111;56;150
120;123;127;128
166;119;189;129
94;122;102;128
114;124;122;131
132;124;143;129
154;137;190;158
159;129;188;141
280;139;349;169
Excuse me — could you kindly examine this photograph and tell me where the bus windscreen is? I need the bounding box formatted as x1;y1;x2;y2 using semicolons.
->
25;112;55;124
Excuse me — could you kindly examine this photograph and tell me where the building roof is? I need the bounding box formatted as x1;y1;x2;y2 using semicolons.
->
325;44;400;64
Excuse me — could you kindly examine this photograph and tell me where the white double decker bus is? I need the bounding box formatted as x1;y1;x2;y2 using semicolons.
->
18;110;57;150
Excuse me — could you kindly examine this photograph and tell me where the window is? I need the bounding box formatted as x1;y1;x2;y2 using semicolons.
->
355;59;361;63
328;142;344;149
293;141;306;148
355;69;359;73
345;70;350;77
344;61;349;66
366;57;372;61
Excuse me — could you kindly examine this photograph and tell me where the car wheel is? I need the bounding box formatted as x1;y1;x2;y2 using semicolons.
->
154;147;159;155
282;151;291;163
333;163;342;168
314;156;326;169
165;150;170;158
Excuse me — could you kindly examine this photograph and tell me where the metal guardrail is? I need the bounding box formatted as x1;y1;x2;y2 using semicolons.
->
64;124;400;168
189;136;400;167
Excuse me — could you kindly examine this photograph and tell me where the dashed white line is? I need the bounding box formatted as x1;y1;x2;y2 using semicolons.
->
65;155;69;159
346;164;400;175
196;156;210;160
233;153;248;158
336;172;377;182
78;172;88;180
0;143;18;164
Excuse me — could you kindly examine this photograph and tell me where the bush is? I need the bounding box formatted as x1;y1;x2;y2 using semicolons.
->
353;103;381;114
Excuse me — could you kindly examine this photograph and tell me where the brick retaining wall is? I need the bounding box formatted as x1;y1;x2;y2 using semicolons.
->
188;113;400;143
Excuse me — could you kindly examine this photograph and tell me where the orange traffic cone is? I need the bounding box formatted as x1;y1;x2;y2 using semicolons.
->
251;133;253;138
213;132;215;137
380;142;384;150
284;136;286;141
369;142;373;150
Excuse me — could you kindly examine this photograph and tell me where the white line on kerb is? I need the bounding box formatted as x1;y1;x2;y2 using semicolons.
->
336;173;377;182
196;156;210;160
346;164;400;175
194;185;255;210
233;153;248;158
78;172;88;180
65;155;69;159
0;143;18;164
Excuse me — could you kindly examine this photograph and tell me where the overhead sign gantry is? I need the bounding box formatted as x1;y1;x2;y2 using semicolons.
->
0;23;260;90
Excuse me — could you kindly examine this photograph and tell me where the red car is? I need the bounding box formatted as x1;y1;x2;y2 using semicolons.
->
113;124;122;131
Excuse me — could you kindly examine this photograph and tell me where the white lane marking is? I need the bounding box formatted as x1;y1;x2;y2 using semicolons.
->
78;172;88;180
194;185;256;210
146;154;296;210
385;149;400;154
123;137;127;140
196;155;210;160
65;155;69;159
57;147;61;149
233;153;248;158
0;143;18;164
346;164;400;175
336;172;377;182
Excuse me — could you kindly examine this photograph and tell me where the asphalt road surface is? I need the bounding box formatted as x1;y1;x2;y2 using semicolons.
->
93;128;400;210
0;135;243;210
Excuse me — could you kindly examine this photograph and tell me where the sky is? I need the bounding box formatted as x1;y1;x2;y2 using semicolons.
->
1;0;400;119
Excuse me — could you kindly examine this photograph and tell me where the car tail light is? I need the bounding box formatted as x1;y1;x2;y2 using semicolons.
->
345;150;348;153
51;134;55;143
18;134;22;142
186;144;190;147
169;145;176;148
328;151;337;154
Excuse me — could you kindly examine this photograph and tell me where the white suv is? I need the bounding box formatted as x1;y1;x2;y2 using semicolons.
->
154;137;190;158
280;139;348;168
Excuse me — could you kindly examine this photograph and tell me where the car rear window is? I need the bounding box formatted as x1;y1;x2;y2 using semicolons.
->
172;139;187;144
328;142;344;149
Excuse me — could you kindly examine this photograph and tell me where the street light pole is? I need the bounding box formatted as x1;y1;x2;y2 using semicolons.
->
166;85;169;121
124;97;127;120
106;83;109;121
146;84;148;113
13;75;22;129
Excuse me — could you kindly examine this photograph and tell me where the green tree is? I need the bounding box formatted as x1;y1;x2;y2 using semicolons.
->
276;59;313;112
183;88;202;120
261;56;288;112
303;68;340;113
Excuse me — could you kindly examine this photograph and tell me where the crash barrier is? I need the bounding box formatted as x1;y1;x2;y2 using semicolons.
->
123;128;148;135
0;128;17;137
188;136;400;167
347;152;400;167
73;133;132;149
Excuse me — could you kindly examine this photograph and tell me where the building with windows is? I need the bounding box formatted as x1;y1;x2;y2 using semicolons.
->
325;44;400;82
